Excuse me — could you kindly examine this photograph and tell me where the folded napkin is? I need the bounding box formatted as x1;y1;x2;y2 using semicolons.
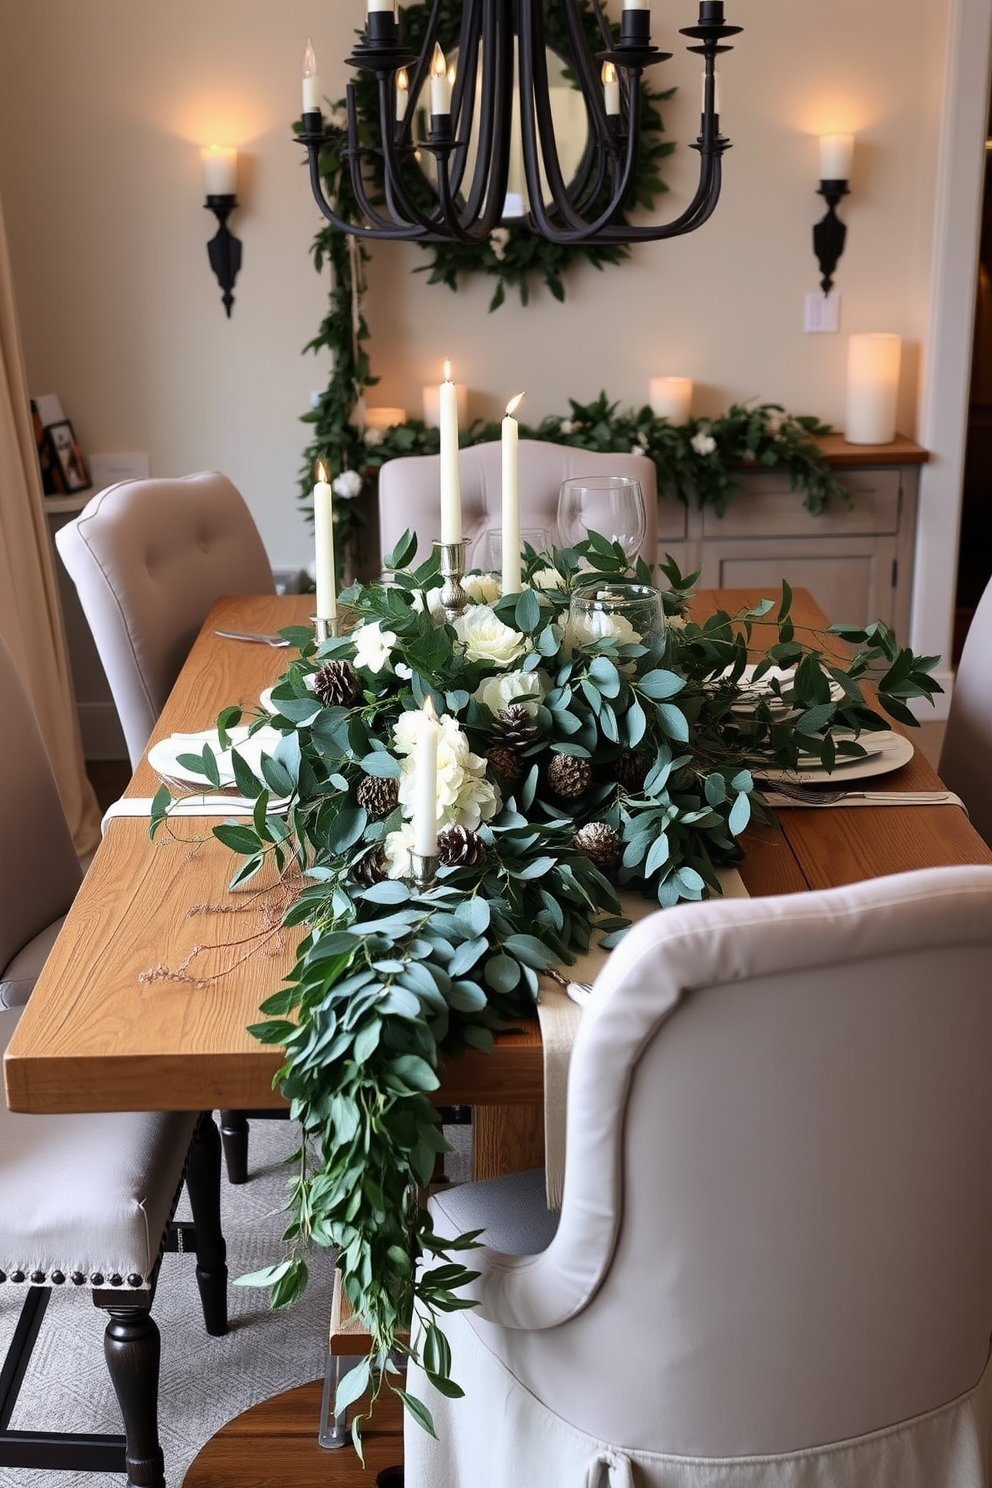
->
101;794;289;835
537;866;749;1208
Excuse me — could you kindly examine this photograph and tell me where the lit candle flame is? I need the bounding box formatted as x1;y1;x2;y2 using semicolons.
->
431;41;447;81
505;392;525;418
315;461;327;483
304;39;318;79
601;61;617;85
443;358;453;382
397;67;409;94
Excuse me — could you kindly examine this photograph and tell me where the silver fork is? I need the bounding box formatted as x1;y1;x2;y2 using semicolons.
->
545;967;594;1006
760;780;963;808
214;629;291;647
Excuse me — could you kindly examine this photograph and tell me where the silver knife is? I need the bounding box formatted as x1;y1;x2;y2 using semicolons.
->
214;629;290;647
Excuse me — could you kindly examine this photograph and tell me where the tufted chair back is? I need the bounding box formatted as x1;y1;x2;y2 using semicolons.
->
378;440;658;568
409;866;992;1487
940;574;992;846
56;473;274;767
0;635;82;1008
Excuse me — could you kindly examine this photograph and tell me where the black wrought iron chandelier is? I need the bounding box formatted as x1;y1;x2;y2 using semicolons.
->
298;0;741;245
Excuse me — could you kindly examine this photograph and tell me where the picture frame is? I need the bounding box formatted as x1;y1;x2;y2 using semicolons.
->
45;419;91;493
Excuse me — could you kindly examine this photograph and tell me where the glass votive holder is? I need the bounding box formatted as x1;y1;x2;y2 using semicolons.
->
568;580;665;646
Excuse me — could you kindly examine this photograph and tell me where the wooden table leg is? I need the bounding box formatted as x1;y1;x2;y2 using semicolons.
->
472;1103;545;1180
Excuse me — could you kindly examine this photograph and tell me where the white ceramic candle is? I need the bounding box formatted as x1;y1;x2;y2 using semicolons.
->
602;62;620;117
313;464;337;621
412;697;440;858
649;376;693;423
439;361;462;544
302;39;320;112
200;146;237;196
501;393;525;593
819;134;854;181
845;334;901;445
430;43;451;115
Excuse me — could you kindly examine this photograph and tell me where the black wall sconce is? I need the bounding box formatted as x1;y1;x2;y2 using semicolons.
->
200;146;242;317
813;134;853;295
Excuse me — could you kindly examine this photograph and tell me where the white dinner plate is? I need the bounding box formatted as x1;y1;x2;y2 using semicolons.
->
758;730;915;785
148;726;285;786
720;663;845;713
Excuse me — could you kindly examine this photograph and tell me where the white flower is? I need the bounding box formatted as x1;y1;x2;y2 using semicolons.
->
690;432;717;457
392;712;502;834
630;444;645;456
568;608;641;650
363;426;384;448
766;410;784;436
352;619;398;674
530;566;564;591
332;469;363;499
666;614;687;632
490;227;510;262
453;605;527;667
474;668;549;716
463;572;501;605
559;419;577;436
383;823;415;880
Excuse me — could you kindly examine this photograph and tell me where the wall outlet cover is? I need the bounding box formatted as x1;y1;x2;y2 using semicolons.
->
804;292;840;333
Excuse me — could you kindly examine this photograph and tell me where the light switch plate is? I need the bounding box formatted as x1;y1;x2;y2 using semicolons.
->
89;453;151;489
804;292;840;333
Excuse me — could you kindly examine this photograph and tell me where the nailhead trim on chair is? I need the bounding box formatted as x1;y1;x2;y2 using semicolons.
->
89;1272;104;1285
71;1271;85;1285
30;1270;45;1283
9;1270;24;1283
51;1271;65;1284
127;1272;143;1287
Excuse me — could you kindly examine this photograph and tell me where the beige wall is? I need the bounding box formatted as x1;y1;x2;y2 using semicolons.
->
0;0;954;571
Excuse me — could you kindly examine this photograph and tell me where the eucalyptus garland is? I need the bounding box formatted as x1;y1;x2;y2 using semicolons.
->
151;536;939;1443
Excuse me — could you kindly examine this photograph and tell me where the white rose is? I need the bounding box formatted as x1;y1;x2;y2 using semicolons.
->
690;432;717;457
665;613;687;631
559;419;577;436
567;609;641;650
453;605;527;667
766;410;784;436
332;469;363;499
363;426;384;448
474;668;548;716
383;824;414;880
530;566;564;592
490;227;510;262
352;619;398;674
394;713;502;833
463;572;501;605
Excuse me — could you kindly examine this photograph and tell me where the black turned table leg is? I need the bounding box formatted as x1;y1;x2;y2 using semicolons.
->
219;1108;249;1184
187;1112;229;1336
103;1307;164;1488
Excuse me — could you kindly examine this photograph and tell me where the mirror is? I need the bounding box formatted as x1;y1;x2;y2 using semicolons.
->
414;45;590;220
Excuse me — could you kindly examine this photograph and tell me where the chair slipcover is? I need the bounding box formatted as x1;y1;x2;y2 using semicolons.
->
407;865;992;1488
0;636;81;1007
55;472;274;767
378;441;659;568
940;574;992;845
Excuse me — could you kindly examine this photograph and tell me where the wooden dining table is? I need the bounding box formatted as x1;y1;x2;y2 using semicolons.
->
5;586;992;1486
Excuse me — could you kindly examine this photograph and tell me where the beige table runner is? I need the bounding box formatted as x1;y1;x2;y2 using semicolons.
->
536;867;750;1207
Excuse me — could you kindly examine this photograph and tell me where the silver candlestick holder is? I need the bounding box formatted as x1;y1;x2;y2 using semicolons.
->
435;540;469;622
409;852;439;891
311;615;340;644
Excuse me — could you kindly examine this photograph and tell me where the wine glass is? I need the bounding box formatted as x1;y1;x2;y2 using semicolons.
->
557;475;646;559
472;527;553;572
568;580;666;646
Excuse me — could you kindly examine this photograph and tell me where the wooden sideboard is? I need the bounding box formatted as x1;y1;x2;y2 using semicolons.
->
655;435;928;638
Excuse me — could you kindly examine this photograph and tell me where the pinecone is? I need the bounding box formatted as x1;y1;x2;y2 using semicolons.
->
352;848;387;887
616;749;650;793
437;825;485;867
489;705;538;751
573;822;621;873
313;659;362;709
356;774;399;820
485;745;523;786
547;753;593;800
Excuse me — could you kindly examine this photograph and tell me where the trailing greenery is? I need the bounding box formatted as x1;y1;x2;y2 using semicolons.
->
151;537;940;1445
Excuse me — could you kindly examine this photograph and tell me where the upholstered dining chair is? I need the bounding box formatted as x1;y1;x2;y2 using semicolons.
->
378;440;659;568
55;472;276;1185
406;865;992;1488
939;573;992;846
0;634;227;1485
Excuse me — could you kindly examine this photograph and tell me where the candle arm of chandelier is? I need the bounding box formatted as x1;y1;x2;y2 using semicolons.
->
374;75;447;236
345;82;424;235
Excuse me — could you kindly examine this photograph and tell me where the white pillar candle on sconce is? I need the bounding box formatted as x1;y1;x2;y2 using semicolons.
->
845;334;901;445
649;376;693;423
422;380;468;427
819;133;854;181
365;406;407;430
200;146;237;196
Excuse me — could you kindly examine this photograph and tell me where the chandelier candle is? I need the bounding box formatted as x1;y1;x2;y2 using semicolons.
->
313;462;337;629
439;360;462;544
501;393;525;594
302;40;320;113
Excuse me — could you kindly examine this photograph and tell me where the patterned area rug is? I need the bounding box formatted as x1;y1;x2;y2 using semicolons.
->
0;1119;338;1487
